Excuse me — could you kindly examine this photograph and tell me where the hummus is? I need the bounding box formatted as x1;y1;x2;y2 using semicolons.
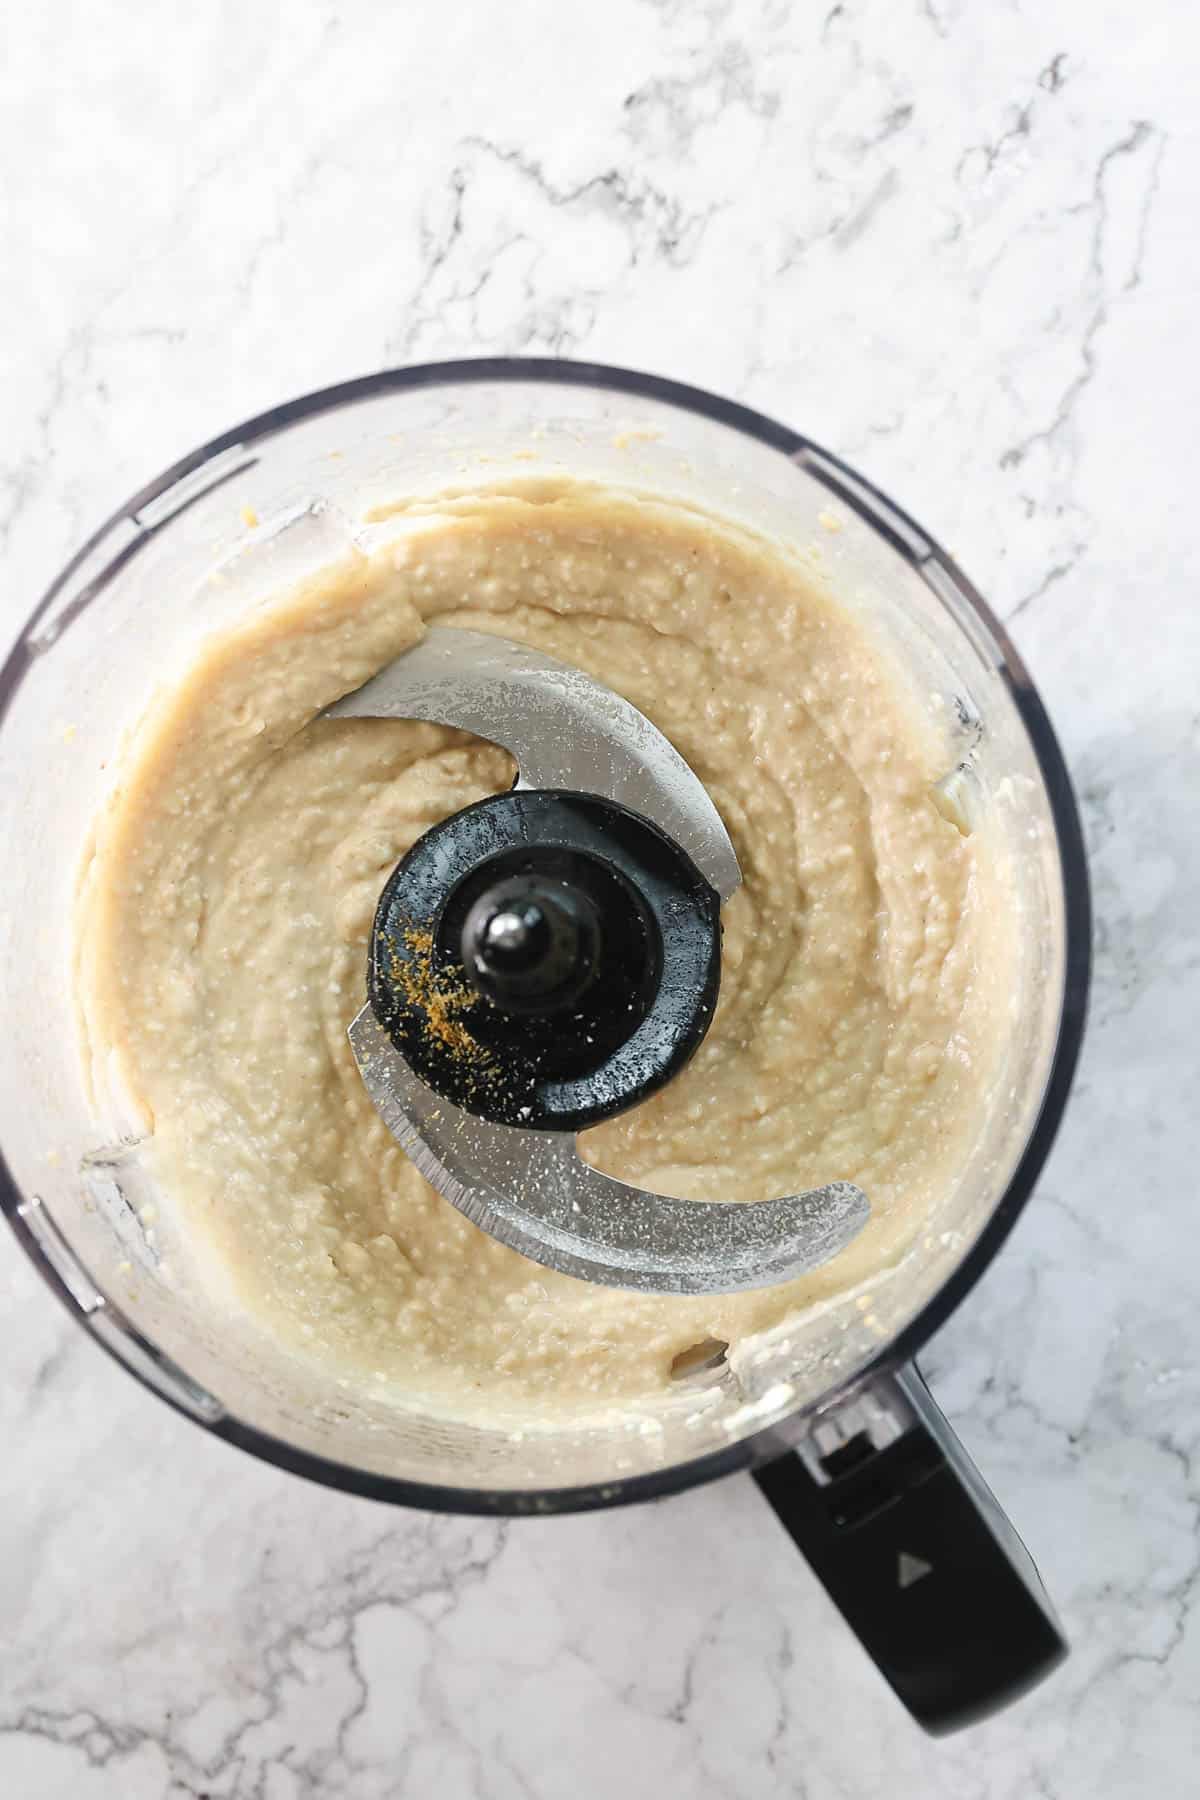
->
77;483;1006;1419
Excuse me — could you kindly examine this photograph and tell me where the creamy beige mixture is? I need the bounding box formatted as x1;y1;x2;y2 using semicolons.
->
77;483;1004;1419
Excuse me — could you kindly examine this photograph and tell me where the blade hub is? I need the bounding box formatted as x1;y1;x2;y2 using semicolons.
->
368;789;721;1132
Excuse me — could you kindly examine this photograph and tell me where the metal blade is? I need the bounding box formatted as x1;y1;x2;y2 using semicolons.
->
349;1008;869;1296
324;626;741;900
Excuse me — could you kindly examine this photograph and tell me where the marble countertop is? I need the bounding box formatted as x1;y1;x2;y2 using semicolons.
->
3;1;1196;1794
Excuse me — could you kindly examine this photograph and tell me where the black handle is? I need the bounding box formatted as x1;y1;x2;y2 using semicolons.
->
752;1362;1066;1734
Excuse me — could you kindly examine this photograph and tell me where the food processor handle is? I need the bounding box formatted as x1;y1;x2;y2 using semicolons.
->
751;1361;1066;1734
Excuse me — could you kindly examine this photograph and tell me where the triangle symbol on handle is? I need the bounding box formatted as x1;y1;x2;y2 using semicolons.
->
898;1551;933;1589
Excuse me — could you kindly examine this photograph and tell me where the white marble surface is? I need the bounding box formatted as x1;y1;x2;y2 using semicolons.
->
2;0;1197;1793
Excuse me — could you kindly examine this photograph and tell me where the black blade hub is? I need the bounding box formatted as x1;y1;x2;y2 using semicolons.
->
367;789;721;1131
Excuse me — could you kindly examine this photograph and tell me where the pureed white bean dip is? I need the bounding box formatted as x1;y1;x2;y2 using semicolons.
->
77;482;1009;1419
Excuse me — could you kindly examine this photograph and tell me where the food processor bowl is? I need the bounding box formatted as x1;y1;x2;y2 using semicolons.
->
0;361;1089;1731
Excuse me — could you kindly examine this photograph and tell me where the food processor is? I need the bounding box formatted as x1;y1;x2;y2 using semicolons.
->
0;360;1090;1734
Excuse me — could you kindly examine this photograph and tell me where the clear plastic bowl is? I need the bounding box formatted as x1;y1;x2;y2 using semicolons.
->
0;360;1089;1513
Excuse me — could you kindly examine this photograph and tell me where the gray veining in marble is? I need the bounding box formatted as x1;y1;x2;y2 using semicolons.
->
2;0;1197;1794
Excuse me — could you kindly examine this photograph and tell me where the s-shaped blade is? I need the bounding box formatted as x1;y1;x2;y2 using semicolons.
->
330;626;869;1291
